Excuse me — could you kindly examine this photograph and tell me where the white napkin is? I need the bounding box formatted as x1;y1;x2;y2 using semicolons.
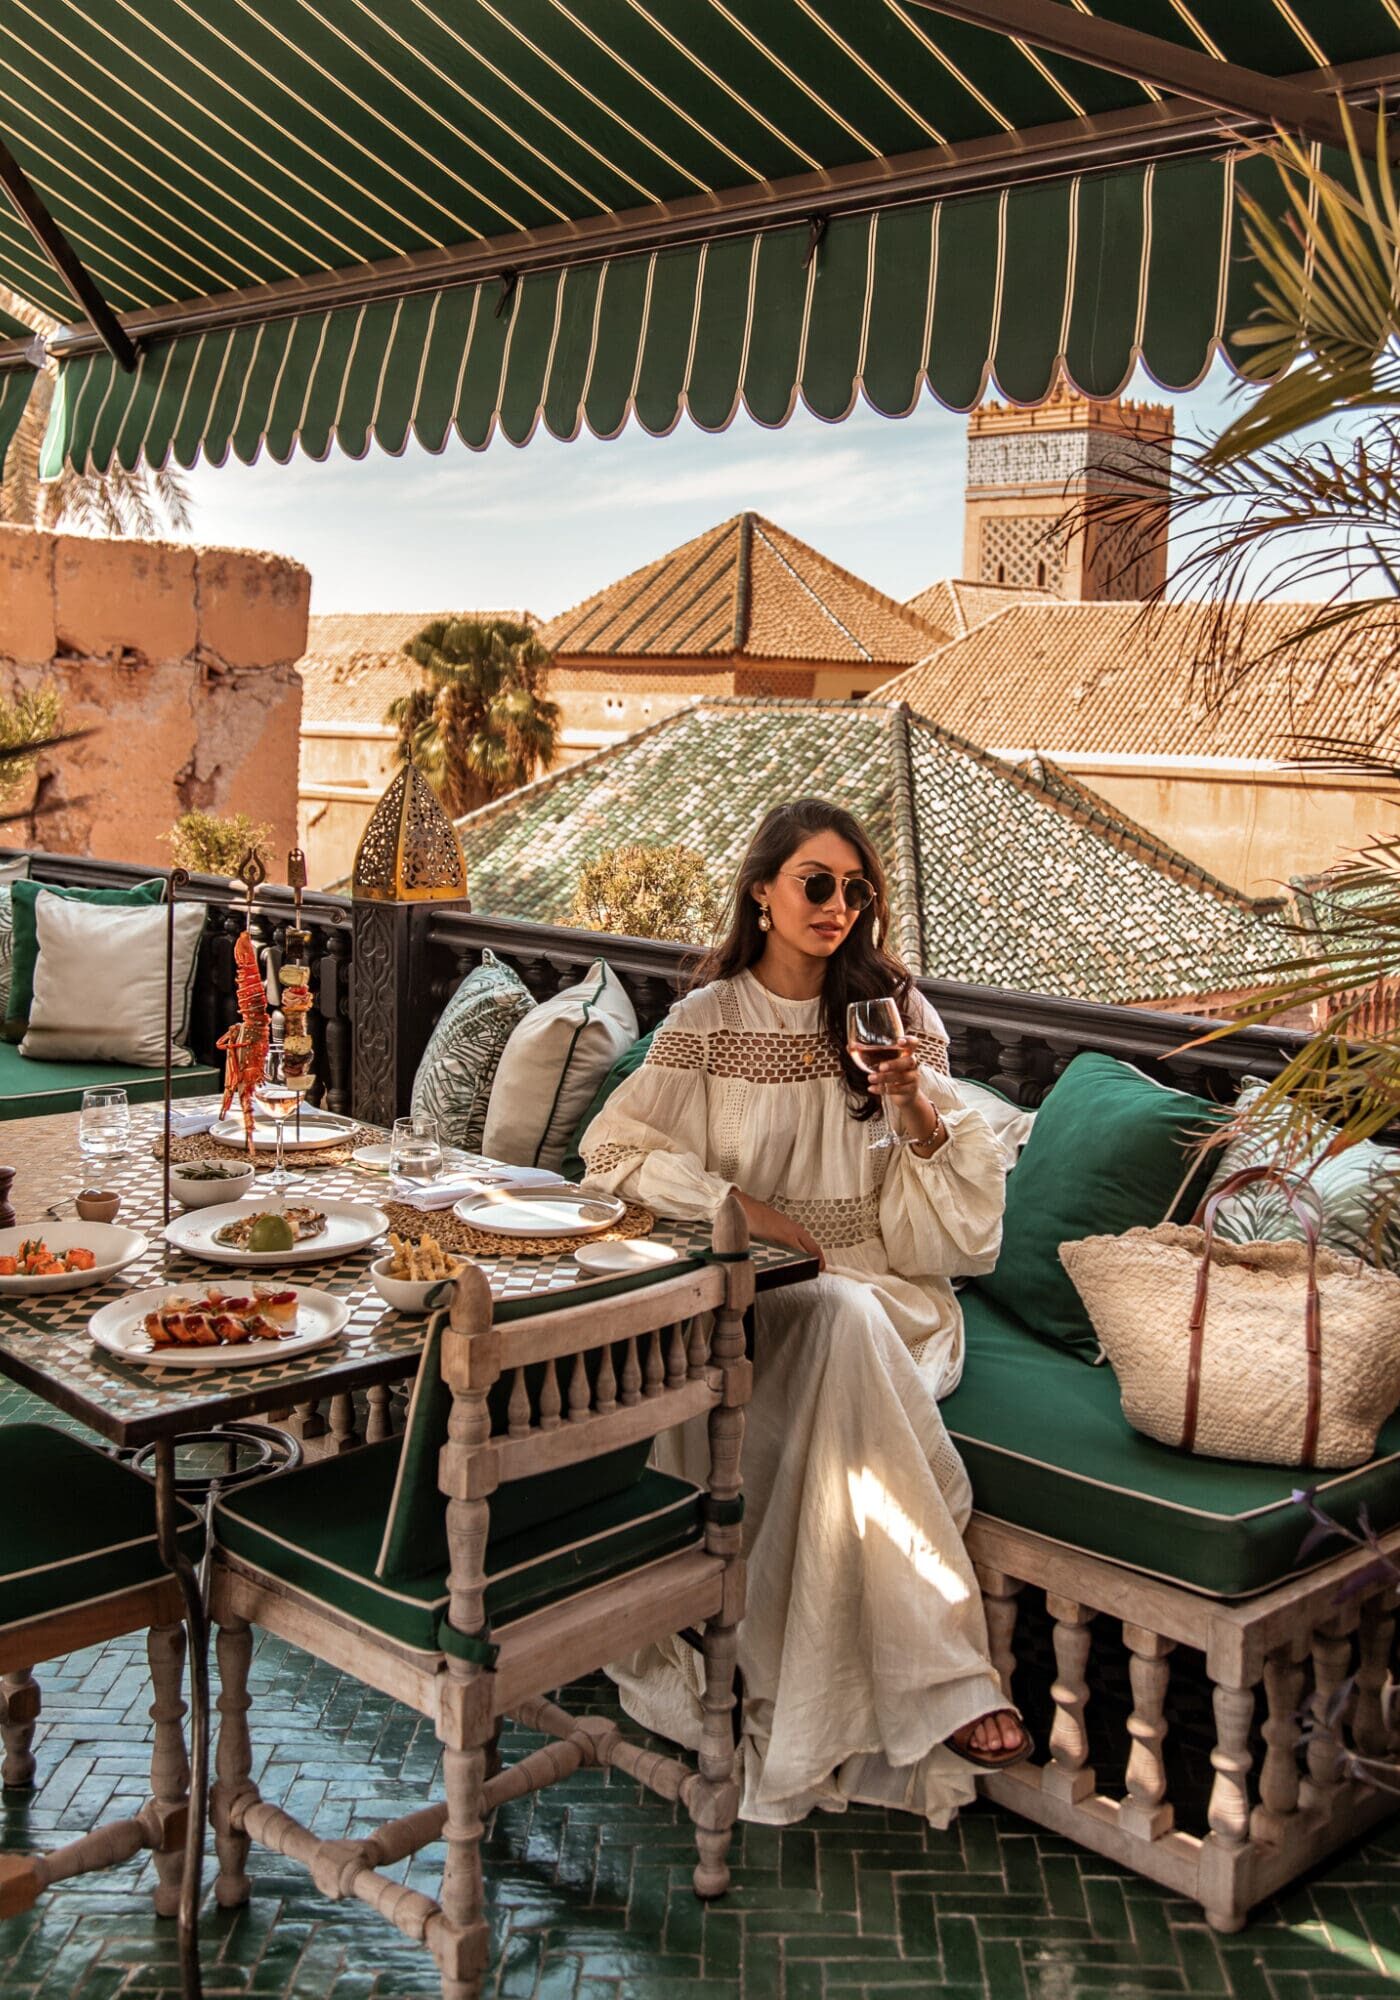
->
166;1105;219;1137
390;1165;571;1212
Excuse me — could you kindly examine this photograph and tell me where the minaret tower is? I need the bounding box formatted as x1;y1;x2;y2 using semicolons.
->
963;384;1174;601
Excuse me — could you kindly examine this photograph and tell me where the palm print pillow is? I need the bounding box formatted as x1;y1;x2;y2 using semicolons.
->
411;949;536;1154
1203;1077;1400;1271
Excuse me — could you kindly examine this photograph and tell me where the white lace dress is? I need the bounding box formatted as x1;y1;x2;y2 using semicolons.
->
579;970;1011;1828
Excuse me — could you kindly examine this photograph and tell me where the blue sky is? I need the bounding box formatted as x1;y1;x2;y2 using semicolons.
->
182;360;1246;621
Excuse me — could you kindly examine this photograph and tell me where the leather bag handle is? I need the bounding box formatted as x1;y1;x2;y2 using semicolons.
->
1182;1166;1326;1463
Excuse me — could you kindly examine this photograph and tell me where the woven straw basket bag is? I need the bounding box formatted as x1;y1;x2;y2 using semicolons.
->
1059;1165;1400;1469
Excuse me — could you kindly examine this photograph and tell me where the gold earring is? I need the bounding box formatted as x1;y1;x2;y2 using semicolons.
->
757;904;772;932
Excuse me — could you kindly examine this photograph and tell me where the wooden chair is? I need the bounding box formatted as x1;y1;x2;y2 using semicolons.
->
0;1423;198;1918
208;1196;754;2000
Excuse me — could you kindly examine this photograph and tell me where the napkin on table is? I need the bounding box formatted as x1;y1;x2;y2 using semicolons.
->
389;1166;571;1212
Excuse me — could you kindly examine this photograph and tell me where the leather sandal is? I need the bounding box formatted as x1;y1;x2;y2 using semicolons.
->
946;1712;1035;1770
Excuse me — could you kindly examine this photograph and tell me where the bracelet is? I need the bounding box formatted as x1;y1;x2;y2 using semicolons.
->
910;1109;947;1158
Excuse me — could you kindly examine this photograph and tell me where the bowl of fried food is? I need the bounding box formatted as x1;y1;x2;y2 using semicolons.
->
369;1231;464;1314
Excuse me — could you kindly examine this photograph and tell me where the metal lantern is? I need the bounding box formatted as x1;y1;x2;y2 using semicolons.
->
351;761;468;903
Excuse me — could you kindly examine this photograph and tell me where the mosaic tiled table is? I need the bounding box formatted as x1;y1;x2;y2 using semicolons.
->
0;1101;815;2000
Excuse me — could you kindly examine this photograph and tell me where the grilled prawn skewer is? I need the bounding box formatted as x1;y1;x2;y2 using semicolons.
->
215;930;270;1154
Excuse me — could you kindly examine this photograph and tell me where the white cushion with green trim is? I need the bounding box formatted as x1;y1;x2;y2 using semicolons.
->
0;1424;203;1633
483;959;638;1174
411;949;535;1154
214;1441;704;1658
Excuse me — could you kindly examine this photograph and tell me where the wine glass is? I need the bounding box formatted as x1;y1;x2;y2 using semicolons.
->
847;998;910;1151
79;1086;130;1162
253;1047;300;1191
391;1113;443;1184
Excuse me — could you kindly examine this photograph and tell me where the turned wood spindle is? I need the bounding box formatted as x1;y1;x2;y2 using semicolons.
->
1254;1642;1306;1845
620;1336;642;1405
643;1328;665;1397
666;1324;687;1389
538;1358;561;1430
1354;1598;1395;1761
366;1383;393;1444
329;1392;360;1454
595;1343;617;1414
975;1568;1021;1707
1302;1622;1353;1810
507;1368;530;1438
1120;1625;1174;1840
1043;1596;1095;1803
567;1351;590;1423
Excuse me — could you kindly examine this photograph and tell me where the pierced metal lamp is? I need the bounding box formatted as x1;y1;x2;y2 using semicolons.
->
351;760;467;904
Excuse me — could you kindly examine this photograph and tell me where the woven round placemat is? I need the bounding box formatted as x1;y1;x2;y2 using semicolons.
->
155;1126;377;1171
383;1197;655;1259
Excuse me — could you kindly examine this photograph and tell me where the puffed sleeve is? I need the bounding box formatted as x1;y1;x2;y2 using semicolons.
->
878;991;1008;1280
578;1004;735;1223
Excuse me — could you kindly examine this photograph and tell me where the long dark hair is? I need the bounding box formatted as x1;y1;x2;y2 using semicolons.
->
691;798;914;1119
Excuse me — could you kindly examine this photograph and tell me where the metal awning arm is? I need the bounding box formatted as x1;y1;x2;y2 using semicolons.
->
904;0;1382;158
0;130;134;371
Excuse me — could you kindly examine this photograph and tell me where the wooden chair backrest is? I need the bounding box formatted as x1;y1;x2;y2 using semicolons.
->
440;1195;754;1489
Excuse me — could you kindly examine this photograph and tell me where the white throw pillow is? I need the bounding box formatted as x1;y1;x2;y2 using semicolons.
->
0;857;30;886
483;960;639;1173
22;897;206;1066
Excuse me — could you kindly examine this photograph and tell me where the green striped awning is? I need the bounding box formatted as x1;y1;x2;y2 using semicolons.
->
43;149;1286;473
0;2;1391;474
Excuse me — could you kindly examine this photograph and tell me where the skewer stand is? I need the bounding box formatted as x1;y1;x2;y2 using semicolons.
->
161;867;190;1227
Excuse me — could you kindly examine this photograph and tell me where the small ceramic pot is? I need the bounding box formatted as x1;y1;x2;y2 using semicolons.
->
75;1190;121;1224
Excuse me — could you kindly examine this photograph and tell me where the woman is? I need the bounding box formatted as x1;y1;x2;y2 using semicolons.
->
579;798;1028;1829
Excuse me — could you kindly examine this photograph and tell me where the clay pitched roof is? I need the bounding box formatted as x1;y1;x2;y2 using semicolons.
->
539;513;942;666
452;697;1286;1009
904;577;1053;638
298;610;538;729
883;601;1400;760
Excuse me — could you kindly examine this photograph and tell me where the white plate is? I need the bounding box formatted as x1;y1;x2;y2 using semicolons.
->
209;1113;352;1153
163;1198;387;1266
90;1284;349;1370
0;1222;149;1296
351;1144;473;1172
452;1192;625;1239
573;1239;680;1275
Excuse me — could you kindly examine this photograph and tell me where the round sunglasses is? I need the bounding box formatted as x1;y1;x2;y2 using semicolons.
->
780;870;876;912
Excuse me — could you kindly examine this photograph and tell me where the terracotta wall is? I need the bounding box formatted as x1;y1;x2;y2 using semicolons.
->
1048;757;1394;898
0;525;307;865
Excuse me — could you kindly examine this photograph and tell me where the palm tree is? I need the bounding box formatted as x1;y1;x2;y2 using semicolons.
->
0;286;190;535
1073;103;1400;1156
387;616;560;818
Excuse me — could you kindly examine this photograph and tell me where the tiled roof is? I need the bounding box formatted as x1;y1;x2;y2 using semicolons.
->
453;697;1286;1009
539;513;941;666
904;577;1052;638
883;601;1400;760
298;610;538;728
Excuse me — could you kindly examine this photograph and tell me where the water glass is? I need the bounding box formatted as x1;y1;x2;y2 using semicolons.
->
391;1114;443;1183
79;1086;130;1160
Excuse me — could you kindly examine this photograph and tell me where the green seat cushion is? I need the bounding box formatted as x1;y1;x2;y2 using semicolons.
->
0;1424;203;1633
972;1051;1225;1361
6;878;166;1040
214;1442;704;1657
561;1027;657;1181
374;1306;652;1580
0;1040;218;1119
946;1291;1400;1597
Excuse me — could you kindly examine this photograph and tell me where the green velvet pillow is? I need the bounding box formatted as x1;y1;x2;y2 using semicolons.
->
560;1027;657;1182
972;1050;1226;1362
6;878;166;1042
375;1304;652;1582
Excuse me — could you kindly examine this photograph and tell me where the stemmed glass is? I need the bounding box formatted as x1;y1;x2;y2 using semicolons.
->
253;1046;300;1191
847;998;910;1151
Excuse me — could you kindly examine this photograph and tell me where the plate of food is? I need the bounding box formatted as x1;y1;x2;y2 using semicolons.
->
208;1111;353;1153
0;1223;149;1296
90;1283;349;1370
451;1191;625;1239
163;1198;388;1266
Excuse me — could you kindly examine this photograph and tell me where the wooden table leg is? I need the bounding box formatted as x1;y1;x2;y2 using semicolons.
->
153;1435;207;2000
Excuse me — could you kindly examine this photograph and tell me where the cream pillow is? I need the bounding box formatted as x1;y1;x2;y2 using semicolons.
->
483;960;639;1173
23;896;206;1066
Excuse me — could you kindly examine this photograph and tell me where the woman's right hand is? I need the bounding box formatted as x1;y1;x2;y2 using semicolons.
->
735;1192;825;1271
